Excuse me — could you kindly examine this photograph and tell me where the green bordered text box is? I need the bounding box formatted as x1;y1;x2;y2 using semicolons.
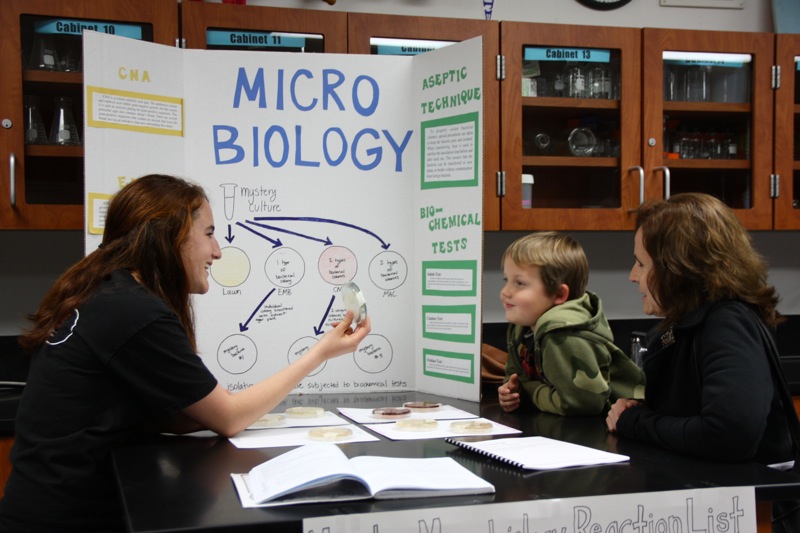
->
420;112;479;190
422;348;474;384
421;304;475;343
422;260;477;297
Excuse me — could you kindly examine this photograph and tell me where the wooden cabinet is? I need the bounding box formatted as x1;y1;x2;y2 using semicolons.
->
3;4;796;231
774;34;800;230
642;28;775;230
499;22;642;231
181;2;347;53
347;13;501;231
498;23;791;231
0;0;178;230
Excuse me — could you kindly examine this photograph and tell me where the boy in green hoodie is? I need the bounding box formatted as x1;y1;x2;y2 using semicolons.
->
498;232;645;416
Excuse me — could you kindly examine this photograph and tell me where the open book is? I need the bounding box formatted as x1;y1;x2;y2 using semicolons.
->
231;443;495;508
446;436;629;470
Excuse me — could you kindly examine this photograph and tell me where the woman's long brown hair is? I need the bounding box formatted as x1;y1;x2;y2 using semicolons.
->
19;174;208;352
635;192;781;330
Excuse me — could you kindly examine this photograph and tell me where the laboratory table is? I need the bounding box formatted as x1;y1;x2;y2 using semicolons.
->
113;390;800;532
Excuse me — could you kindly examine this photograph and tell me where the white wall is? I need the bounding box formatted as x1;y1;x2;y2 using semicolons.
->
2;0;795;336
216;0;773;33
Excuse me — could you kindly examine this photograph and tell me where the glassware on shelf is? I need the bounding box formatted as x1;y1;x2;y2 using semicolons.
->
703;132;719;159
49;96;81;146
664;64;681;101
588;65;611;99
567;127;597;157
23;95;49;145
56;36;82;73
552;73;566;97
28;34;60;71
710;66;749;103
684;66;711;102
525;129;553;155
678;129;702;159
565;63;587;98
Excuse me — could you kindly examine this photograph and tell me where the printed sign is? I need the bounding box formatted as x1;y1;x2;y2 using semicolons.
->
304;486;757;533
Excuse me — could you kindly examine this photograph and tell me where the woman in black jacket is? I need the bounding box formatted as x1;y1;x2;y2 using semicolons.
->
605;192;792;465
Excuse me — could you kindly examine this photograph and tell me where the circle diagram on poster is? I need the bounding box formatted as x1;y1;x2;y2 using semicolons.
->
288;336;326;376
210;246;250;287
318;246;357;285
218;334;257;375
354;334;393;374
369;251;408;290
265;247;305;288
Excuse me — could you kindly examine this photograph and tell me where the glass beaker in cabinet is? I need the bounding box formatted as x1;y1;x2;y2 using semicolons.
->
588;65;612;99
663;51;751;104
23;95;48;145
565;63;587;98
49;96;81;146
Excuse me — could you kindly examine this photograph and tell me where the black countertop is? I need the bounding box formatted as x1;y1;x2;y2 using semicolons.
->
112;390;800;532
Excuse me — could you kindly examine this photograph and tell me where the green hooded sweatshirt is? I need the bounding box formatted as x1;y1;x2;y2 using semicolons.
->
504;291;646;416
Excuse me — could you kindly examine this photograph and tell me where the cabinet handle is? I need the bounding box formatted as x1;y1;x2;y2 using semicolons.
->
628;166;644;205
653;166;671;199
8;152;15;208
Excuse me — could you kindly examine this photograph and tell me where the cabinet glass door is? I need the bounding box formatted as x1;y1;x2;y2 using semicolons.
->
0;0;177;230
181;2;347;53
500;22;641;231
347;13;501;231
774;35;800;230
642;29;773;230
20;16;153;206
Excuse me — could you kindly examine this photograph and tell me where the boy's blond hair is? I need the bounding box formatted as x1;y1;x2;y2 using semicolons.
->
501;231;588;300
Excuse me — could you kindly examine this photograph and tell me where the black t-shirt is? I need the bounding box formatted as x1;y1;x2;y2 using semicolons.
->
0;270;218;532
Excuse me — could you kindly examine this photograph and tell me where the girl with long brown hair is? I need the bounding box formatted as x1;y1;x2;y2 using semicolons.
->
0;174;370;532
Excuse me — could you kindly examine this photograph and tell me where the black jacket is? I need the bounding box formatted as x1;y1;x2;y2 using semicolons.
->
617;300;793;464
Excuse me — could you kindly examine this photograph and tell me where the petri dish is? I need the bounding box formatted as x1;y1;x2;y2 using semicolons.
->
285;406;325;418
403;401;441;413
395;419;438;432
308;426;353;442
251;413;286;428
449;420;493;434
342;281;367;324
372;407;411;420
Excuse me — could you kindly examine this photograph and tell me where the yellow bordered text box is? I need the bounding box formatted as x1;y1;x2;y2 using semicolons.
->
87;192;113;235
86;86;183;136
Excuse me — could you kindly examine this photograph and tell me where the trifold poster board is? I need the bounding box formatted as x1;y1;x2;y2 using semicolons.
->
82;32;484;401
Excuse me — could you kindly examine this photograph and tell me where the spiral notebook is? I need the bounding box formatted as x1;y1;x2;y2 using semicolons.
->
445;436;629;470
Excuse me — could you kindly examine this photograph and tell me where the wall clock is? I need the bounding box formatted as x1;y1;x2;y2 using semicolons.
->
575;0;633;10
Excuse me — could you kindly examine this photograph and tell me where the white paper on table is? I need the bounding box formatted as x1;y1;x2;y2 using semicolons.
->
247;411;350;430
445;436;630;470
363;418;521;441
230;423;379;449
337;405;479;424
